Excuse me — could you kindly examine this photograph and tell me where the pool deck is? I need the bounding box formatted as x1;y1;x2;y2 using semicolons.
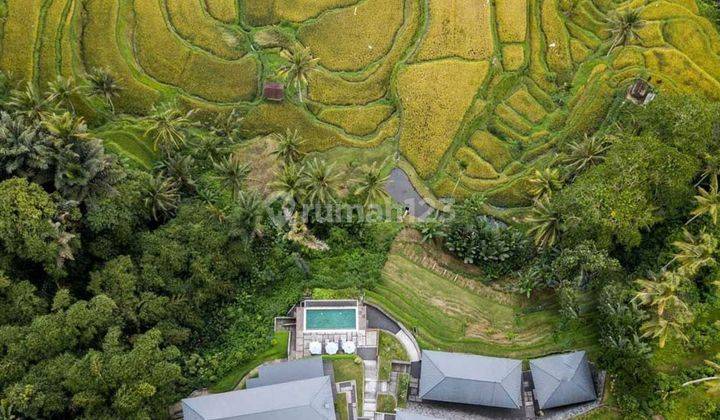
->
291;300;376;359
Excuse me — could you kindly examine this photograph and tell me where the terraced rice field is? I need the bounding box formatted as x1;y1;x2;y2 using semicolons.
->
2;0;720;213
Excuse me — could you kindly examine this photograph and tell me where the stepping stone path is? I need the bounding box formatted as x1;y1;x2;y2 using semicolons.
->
361;360;379;419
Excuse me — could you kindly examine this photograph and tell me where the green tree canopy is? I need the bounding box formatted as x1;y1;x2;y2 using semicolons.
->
555;135;698;249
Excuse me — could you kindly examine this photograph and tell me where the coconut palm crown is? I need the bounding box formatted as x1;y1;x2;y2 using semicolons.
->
277;47;319;102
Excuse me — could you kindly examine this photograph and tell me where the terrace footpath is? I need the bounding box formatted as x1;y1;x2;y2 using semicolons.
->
361;360;379;419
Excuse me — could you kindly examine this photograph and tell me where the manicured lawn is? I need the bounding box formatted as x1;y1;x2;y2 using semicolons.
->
328;356;364;416
378;331;409;381
376;394;397;413
335;393;349;420
366;243;598;359
210;331;289;392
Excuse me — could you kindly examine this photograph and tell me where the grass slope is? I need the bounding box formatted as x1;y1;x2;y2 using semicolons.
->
366;237;597;358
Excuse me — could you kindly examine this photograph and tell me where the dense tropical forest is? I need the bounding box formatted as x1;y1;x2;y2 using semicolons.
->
0;0;719;418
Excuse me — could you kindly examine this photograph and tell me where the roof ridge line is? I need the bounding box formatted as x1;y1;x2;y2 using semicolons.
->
422;355;447;397
310;376;332;418
530;363;563;406
496;379;520;408
498;360;522;383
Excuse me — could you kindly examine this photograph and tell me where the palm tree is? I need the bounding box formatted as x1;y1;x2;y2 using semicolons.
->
213;153;250;199
528;168;564;200
689;175;720;225
606;8;645;53
669;229;717;277
301;158;341;205
0;112;54;179
682;358;720;396
7;83;51;121
354;160;391;206
157;154;196;193
270;162;305;205
278;47;319;102
42;112;89;141
46;76;80;112
143;173;180;222
86;68;123;113
695;153;720;187
144;104;195;153
639;313;690;348
633;270;694;348
633;271;688;317
231;191;266;240
271;129;306;164
563;135;610;176
526;197;561;249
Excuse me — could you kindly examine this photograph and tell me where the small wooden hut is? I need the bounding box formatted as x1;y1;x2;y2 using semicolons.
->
263;82;285;102
626;79;656;106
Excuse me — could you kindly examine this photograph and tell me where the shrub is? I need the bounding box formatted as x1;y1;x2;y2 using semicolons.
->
444;195;531;276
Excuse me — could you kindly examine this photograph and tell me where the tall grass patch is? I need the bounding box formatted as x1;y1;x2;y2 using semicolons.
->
398;59;490;179
298;0;403;72
240;0;359;25
36;0;69;85
541;0;574;80
506;87;548;123
468;130;514;171
81;0;160;114
166;0;246;60
307;0;421;105
132;0;258;102
643;48;720;100
455;147;500;179
317;103;395;136
416;0;494;61
502;44;526;70
663;19;720;80
0;0;42;82
496;0;528;42
204;0;237;23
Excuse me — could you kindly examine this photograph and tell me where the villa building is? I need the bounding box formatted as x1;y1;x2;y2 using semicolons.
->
182;375;336;420
418;350;523;409
529;351;597;410
179;301;602;420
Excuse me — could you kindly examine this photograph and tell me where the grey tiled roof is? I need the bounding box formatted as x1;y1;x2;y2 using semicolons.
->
419;350;522;409
182;376;336;420
246;357;325;389
529;351;597;409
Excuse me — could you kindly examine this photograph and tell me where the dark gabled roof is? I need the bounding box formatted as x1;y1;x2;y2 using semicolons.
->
182;376;336;420
246;357;325;389
419;350;522;409
529;351;597;409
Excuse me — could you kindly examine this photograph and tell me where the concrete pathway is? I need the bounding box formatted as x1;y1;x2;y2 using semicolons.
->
395;330;421;362
362;360;379;418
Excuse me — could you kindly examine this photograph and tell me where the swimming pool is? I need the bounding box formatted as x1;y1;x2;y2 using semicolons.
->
304;308;358;331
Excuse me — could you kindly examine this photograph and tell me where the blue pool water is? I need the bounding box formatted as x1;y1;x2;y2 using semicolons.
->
305;308;357;330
